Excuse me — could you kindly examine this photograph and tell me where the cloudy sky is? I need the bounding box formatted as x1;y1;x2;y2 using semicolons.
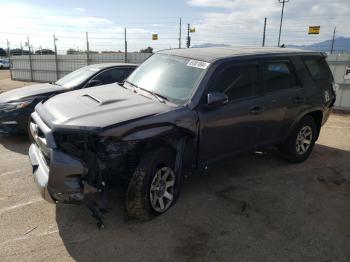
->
0;0;349;53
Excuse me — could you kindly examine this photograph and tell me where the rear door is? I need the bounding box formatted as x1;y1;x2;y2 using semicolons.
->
198;61;265;163
258;58;305;145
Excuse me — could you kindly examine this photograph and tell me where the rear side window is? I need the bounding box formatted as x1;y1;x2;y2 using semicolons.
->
303;57;332;82
209;65;258;101
263;61;297;93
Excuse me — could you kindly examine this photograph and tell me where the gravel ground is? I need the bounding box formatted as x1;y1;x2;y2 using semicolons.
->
0;77;349;262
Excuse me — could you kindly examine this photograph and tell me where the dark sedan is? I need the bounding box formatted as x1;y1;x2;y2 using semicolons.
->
0;63;137;134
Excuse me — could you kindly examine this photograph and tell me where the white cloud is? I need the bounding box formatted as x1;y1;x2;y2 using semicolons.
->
75;7;86;12
187;0;350;47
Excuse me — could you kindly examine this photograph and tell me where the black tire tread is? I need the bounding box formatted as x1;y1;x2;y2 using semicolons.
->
126;148;175;220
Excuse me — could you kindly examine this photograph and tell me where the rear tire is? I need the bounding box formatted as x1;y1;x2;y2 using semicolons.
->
126;147;179;220
279;116;317;163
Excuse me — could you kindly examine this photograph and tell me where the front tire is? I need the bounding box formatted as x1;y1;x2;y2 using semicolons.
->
280;116;317;163
126;147;179;220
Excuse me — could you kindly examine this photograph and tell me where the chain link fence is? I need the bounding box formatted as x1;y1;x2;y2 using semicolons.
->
10;52;152;82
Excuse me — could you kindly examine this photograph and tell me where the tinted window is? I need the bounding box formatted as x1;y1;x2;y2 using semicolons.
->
93;68;134;84
303;57;332;82
263;62;296;92
210;65;258;100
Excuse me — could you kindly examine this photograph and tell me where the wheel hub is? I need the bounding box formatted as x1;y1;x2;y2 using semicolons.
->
156;180;166;197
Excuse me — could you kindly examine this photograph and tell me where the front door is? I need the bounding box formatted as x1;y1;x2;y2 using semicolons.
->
198;62;265;164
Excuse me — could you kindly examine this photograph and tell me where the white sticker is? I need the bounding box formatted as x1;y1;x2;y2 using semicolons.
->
344;66;350;80
187;60;210;69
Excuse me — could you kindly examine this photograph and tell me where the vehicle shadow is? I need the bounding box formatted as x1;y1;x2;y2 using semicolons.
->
55;144;350;262
0;134;30;155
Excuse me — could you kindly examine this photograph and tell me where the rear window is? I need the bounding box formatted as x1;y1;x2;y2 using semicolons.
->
303;56;332;82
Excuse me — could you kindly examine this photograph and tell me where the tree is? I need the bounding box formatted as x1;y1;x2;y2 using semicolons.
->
35;49;55;55
0;48;6;56
10;48;31;56
140;46;153;53
66;48;82;55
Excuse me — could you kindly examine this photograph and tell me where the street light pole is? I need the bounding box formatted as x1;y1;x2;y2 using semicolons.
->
278;0;289;47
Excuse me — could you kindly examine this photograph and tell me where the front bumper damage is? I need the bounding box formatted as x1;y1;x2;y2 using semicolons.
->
28;112;88;204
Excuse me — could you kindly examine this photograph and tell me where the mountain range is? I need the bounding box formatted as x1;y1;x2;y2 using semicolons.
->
192;37;350;53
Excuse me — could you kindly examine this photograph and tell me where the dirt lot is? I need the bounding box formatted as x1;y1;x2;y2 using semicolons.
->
0;70;38;93
0;77;349;262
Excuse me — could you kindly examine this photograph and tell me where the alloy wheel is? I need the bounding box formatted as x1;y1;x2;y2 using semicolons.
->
149;166;176;213
296;126;313;155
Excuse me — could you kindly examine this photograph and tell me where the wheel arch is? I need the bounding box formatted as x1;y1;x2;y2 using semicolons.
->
283;109;324;142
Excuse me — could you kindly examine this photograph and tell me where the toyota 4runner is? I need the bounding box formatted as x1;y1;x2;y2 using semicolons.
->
28;47;336;224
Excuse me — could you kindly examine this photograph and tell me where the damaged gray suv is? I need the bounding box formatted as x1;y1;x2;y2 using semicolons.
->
28;47;336;225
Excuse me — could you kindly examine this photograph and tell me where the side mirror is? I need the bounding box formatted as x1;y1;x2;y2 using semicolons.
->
87;79;103;87
207;92;228;106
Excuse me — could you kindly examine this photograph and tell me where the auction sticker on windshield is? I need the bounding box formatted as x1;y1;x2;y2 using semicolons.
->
187;60;210;69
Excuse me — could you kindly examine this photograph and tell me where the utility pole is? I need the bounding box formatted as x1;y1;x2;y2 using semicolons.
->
278;0;289;47
179;17;182;48
6;39;10;57
53;34;59;80
27;37;33;81
20;42;23;55
262;17;267;47
186;24;191;48
86;32;90;65
124;28;128;63
330;26;336;54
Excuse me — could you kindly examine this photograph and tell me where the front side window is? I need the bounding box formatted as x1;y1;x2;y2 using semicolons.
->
209;65;258;101
263;61;296;92
126;54;207;104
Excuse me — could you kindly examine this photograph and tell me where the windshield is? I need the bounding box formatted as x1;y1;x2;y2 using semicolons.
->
55;66;100;88
126;54;208;104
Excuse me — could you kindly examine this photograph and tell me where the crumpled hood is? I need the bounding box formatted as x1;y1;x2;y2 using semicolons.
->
0;83;65;103
38;84;172;129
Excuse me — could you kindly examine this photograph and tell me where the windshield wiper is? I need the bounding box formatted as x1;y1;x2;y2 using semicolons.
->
125;81;168;103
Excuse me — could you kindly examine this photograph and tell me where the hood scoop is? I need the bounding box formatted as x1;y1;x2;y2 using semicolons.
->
81;94;125;106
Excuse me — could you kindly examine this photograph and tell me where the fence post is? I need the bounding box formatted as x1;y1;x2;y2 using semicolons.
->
124;28;128;63
6;39;13;80
27;37;33;81
86;32;90;65
53;35;59;80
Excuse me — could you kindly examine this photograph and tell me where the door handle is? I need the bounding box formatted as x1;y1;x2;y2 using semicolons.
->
250;106;265;115
293;97;305;104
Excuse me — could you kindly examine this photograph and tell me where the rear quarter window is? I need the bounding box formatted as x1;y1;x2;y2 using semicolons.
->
303;56;333;82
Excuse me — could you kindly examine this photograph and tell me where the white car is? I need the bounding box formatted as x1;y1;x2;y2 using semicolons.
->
0;59;10;69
